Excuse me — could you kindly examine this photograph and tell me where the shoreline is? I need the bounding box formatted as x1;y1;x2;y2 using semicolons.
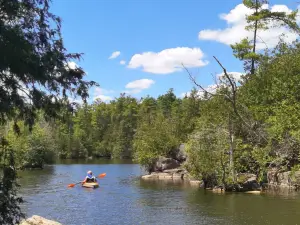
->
19;215;61;225
141;169;300;194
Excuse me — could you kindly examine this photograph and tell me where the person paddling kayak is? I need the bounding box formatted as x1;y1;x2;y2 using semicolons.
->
82;170;97;183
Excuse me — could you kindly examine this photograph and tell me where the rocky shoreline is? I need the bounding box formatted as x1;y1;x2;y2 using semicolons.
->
141;168;202;187
141;145;300;193
19;215;61;225
141;168;300;193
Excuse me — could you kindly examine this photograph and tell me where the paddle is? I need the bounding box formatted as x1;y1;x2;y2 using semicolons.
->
67;173;106;188
97;173;106;178
68;182;82;188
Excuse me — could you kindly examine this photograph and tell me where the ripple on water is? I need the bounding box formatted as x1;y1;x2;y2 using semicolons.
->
19;163;300;225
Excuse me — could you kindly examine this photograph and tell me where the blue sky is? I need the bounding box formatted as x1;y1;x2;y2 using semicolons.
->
51;0;299;102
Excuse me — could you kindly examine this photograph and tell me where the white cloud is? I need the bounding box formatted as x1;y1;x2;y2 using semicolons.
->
93;87;114;102
120;60;126;65
125;79;154;89
181;71;244;99
127;47;209;74
94;87;114;95
108;51;121;59
94;95;113;102
181;84;219;99
125;79;155;94
198;3;300;50
217;72;244;83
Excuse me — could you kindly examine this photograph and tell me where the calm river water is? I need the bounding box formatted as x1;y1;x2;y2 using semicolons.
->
18;159;300;225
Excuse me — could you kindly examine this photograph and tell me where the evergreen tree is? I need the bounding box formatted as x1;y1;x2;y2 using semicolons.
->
231;0;299;75
0;0;97;222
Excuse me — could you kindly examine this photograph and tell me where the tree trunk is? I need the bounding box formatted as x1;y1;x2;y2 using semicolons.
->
251;0;259;75
228;114;235;182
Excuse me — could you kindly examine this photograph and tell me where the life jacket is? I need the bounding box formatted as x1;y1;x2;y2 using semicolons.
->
86;174;95;182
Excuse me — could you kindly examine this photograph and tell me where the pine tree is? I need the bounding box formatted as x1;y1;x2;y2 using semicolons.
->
231;0;299;75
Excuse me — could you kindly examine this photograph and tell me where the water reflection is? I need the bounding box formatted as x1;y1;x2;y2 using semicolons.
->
184;188;300;225
17;160;300;225
55;158;135;165
18;166;55;194
139;178;192;191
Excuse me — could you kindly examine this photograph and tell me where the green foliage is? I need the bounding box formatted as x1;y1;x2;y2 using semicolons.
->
133;113;178;172
185;121;229;186
0;0;97;130
231;0;299;74
0;0;97;222
1;2;300;221
0;141;24;224
6;118;56;169
182;1;300;188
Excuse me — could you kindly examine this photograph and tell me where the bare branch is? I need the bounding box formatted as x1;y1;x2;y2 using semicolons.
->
256;35;269;49
181;63;215;98
181;63;234;103
212;56;267;142
182;59;266;143
211;72;220;88
213;56;236;94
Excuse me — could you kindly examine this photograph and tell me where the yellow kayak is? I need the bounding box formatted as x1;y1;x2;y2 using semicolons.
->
82;182;99;188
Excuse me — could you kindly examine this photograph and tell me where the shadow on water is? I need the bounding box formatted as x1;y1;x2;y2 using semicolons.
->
138;178;194;191
184;188;300;225
17;165;55;193
136;178;300;225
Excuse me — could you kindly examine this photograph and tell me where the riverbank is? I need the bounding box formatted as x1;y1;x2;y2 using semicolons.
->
141;168;202;187
141;154;300;193
141;168;300;193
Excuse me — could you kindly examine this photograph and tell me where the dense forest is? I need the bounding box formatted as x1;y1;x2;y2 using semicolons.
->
1;0;300;223
1;88;201;166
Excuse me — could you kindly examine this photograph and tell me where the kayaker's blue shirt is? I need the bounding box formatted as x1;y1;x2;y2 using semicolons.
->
86;174;95;179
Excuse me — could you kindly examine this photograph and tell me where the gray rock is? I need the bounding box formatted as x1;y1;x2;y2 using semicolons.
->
142;169;188;180
189;180;202;187
168;144;187;162
237;173;260;191
267;168;279;185
19;215;62;225
141;174;158;179
155;157;180;171
291;171;300;186
158;174;173;179
267;169;300;188
172;173;184;179
163;168;185;174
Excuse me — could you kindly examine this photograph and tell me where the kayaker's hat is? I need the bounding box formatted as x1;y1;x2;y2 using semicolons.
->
87;170;92;174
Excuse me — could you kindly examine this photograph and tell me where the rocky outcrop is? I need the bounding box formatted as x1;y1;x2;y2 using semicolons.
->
267;169;300;189
19;215;61;225
141;144;200;187
236;173;260;191
141;168;203;187
150;144;187;172
168;144;187;163
155;157;181;171
142;168;187;180
209;173;260;192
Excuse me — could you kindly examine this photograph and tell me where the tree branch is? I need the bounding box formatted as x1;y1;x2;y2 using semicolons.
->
180;56;265;145
181;63;212;96
181;63;228;100
213;56;236;94
214;56;268;142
